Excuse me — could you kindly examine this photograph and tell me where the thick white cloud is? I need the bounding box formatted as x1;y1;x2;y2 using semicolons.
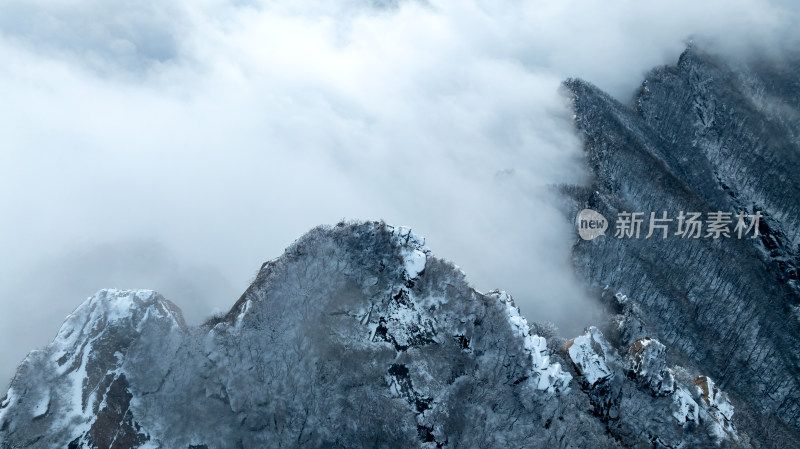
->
0;0;797;388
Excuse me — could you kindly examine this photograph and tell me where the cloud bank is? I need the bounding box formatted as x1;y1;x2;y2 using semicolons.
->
0;0;798;388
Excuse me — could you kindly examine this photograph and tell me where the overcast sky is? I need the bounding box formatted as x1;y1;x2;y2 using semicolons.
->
1;0;798;389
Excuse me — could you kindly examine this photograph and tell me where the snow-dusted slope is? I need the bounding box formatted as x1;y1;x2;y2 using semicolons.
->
1;221;740;448
565;44;800;447
0;223;575;447
0;290;185;448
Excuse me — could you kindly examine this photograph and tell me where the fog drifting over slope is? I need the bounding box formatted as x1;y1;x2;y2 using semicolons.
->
1;0;798;388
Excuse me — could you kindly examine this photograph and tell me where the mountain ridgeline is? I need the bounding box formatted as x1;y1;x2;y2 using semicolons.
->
2;46;799;448
564;44;800;445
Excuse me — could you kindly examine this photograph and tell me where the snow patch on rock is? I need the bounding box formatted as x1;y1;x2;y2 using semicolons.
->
51;289;182;371
490;290;571;394
668;374;737;442
567;326;616;388
626;337;675;395
0;387;15;425
373;287;438;351
31;389;50;419
695;375;738;442
672;384;700;425
388;225;430;280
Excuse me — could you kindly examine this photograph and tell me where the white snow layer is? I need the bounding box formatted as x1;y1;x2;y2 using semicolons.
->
626;337;675;395
388;225;430;280
492;290;571;394
567;327;615;388
670;375;737;442
672;384;700;425
31;389;50;419
695;376;738;442
33;289;184;439
51;289;178;368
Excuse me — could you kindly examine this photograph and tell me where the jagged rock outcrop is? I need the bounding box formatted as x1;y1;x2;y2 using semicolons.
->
564;325;739;447
626;337;675;396
565;44;800;447
1;222;741;448
566;326;615;389
1;223;610;448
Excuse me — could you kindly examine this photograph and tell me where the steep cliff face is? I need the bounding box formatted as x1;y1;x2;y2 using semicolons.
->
565;45;800;446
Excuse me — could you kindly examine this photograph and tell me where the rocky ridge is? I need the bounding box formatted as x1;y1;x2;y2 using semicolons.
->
564;44;800;446
1;221;747;448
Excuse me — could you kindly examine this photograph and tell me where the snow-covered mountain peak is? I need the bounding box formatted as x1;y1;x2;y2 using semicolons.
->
0;216;764;447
